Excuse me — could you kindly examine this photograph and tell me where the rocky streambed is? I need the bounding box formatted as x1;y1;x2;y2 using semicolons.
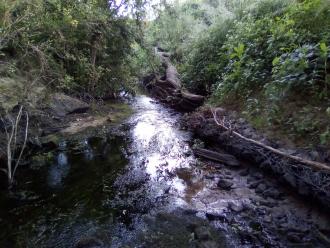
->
0;95;329;247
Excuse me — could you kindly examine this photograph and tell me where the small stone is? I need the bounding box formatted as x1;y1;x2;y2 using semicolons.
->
217;179;233;190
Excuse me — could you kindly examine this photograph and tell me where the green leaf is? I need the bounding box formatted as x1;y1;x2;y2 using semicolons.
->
272;57;280;66
320;42;328;53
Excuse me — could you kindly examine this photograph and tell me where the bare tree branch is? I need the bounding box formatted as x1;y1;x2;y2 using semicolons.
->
211;107;330;172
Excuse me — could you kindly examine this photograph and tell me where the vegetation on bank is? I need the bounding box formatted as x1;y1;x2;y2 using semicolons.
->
0;0;147;186
0;0;146;109
146;0;330;147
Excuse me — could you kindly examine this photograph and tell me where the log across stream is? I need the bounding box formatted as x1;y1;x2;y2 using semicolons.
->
0;96;329;247
143;47;204;112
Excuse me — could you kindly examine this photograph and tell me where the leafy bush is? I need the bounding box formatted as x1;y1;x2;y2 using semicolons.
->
0;0;146;100
169;0;330;146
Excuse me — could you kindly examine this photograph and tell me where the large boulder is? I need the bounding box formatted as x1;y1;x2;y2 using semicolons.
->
48;93;89;117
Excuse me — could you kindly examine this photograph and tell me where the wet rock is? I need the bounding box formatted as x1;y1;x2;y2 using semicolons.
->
217;179;233;190
48;93;89;117
74;237;103;248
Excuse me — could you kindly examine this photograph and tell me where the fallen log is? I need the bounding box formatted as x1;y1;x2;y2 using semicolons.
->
143;47;204;112
193;147;240;167
210;108;330;172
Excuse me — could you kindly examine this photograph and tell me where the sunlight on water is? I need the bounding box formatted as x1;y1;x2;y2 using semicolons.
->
131;96;197;205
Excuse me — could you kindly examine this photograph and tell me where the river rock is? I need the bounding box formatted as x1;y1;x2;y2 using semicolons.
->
217;179;233;190
48;93;89;117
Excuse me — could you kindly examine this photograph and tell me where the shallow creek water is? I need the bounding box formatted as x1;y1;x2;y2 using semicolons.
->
0;95;330;248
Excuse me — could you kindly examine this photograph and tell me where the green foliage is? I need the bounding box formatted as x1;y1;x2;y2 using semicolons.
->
0;0;146;100
148;0;330;146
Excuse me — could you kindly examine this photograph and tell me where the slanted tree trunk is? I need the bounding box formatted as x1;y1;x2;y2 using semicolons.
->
143;47;204;112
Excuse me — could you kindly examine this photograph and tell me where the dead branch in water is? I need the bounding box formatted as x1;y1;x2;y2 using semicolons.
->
210;108;330;172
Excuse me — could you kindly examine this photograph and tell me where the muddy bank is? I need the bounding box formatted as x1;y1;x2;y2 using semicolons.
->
184;107;330;209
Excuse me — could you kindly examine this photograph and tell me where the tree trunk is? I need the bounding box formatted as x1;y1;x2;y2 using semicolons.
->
143;47;204;112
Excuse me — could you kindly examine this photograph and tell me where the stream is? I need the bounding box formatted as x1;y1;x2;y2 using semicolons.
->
0;95;330;248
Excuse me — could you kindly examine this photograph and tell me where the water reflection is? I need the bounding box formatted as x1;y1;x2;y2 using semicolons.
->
48;152;70;188
129;96;199;205
82;139;94;160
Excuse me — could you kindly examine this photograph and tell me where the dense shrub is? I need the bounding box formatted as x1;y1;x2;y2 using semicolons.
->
0;0;146;101
152;0;330;146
